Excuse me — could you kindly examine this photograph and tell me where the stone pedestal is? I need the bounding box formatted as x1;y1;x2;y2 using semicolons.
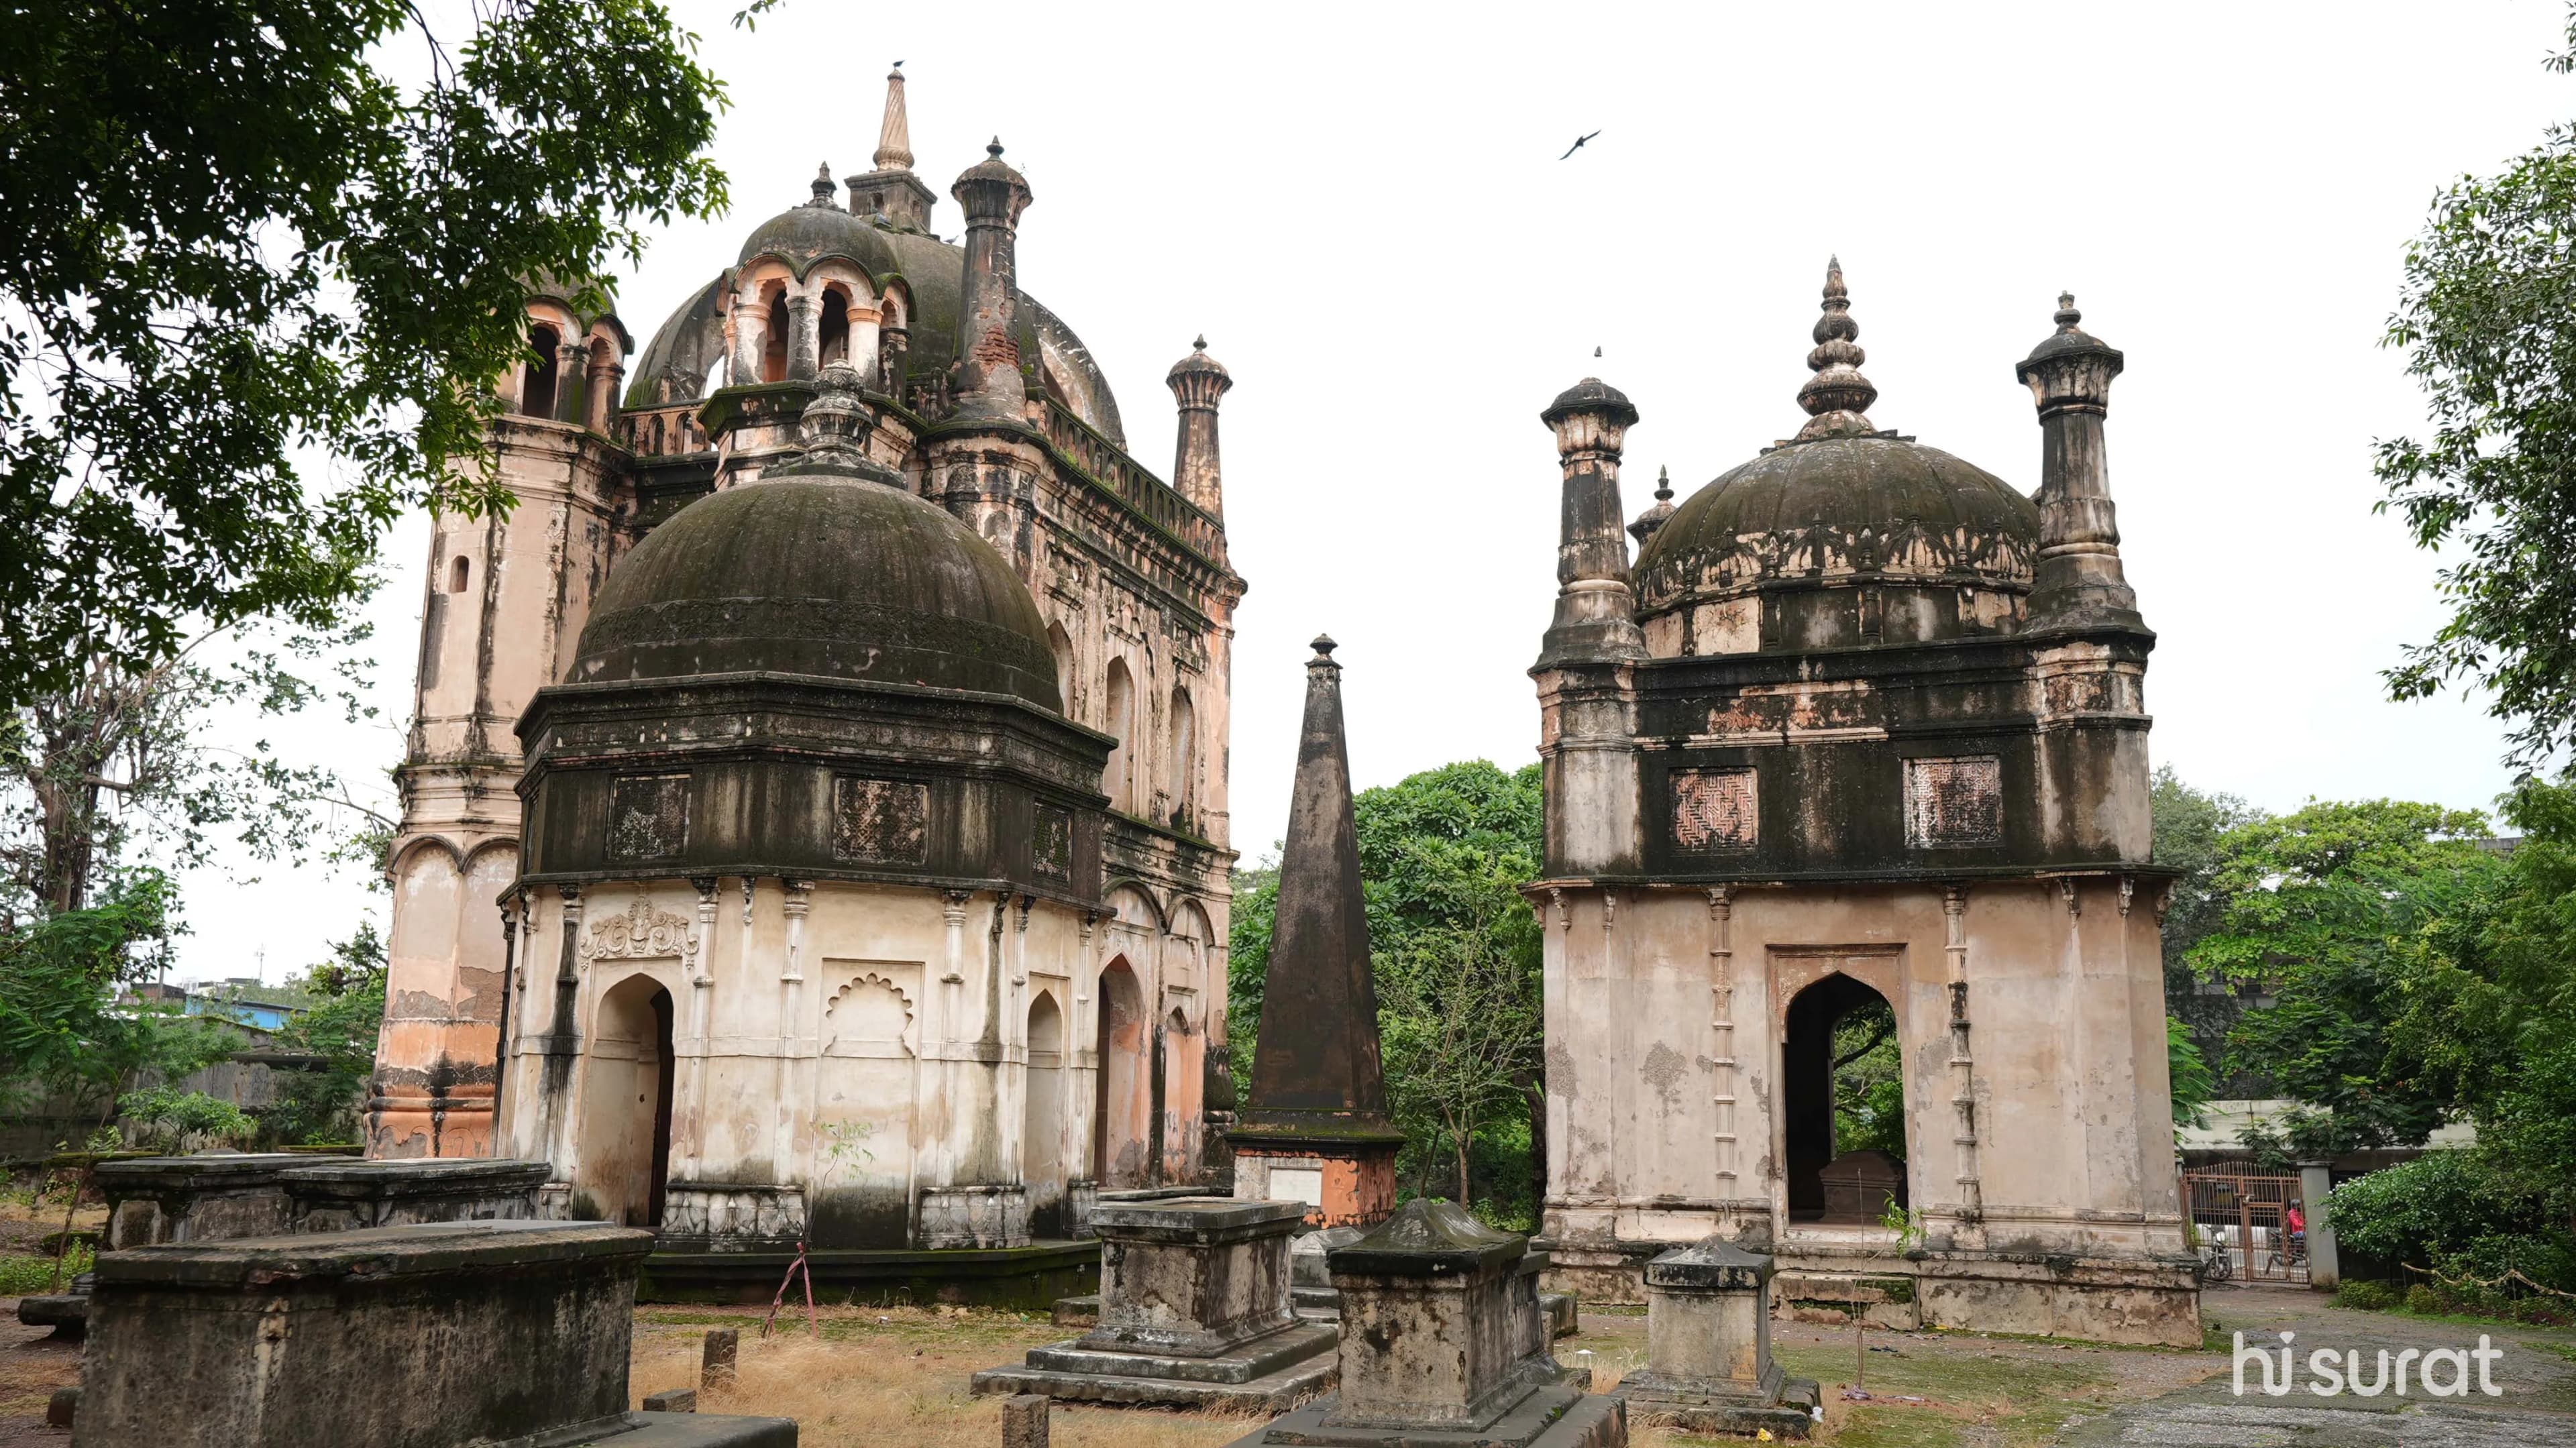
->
972;1197;1337;1410
73;1220;794;1447
1226;1199;1624;1448
97;1153;310;1249
282;1158;547;1232
1610;1239;1819;1439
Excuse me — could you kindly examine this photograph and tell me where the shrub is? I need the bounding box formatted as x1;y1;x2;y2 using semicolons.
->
2405;1283;2445;1315
2324;1152;2546;1263
116;1086;258;1154
2334;1279;2400;1311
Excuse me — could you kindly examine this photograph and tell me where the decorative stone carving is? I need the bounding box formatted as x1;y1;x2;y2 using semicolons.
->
1672;767;1758;852
1034;803;1073;881
831;775;928;865
1902;755;2002;848
579;896;697;965
607;773;690;861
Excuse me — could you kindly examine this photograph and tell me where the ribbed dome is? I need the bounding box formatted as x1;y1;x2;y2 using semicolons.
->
570;472;1063;711
1633;434;2038;619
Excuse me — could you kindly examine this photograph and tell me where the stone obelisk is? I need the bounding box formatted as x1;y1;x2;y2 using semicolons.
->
1230;636;1403;1229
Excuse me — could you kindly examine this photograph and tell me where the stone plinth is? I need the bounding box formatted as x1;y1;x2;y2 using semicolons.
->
972;1197;1336;1410
96;1153;310;1249
73;1220;794;1448
919;1183;1029;1249
1225;1199;1623;1448
1230;1141;1401;1231
282;1157;547;1232
1610;1239;1818;1438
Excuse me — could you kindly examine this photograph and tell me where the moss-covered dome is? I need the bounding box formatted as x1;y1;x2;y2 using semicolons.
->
570;470;1062;710
1632;434;2038;619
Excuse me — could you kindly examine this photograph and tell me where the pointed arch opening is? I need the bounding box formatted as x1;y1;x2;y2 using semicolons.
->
1103;658;1136;815
1025;991;1067;1233
1046;621;1074;710
760;284;790;384
522;323;561;417
1165;684;1197;829
818;286;851;367
1784;972;1907;1223
1092;958;1149;1188
577;972;676;1228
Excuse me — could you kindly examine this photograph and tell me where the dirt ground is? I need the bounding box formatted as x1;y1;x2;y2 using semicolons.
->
5;1282;2572;1446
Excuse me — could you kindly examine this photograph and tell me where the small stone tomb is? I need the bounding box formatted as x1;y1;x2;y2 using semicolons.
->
1292;1224;1578;1337
973;1196;1337;1411
1609;1237;1820;1438
72;1219;795;1448
1225;1199;1624;1448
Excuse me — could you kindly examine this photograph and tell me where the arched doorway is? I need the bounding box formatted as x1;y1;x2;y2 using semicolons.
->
1092;960;1149;1187
1782;973;1906;1224
1024;991;1066;1235
1158;1005;1199;1185
579;973;676;1228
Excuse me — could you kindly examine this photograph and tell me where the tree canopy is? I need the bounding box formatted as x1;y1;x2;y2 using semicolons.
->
2375;9;2576;764
0;0;735;712
1230;760;1546;1226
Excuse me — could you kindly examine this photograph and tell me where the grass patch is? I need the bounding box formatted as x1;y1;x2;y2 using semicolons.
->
0;1245;90;1296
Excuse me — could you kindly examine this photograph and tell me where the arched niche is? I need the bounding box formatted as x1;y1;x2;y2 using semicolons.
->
576;971;675;1229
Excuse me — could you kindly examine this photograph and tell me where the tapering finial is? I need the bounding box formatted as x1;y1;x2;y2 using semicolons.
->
1794;255;1878;441
1594;346;1603;358
1194;334;1208;351
808;163;837;206
988;137;1005;158
1310;634;1338;661
873;66;914;172
1628;464;1678;547
2055;292;2081;328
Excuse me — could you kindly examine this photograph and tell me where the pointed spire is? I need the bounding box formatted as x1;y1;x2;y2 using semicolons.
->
1238;636;1399;1149
873;64;914;172
1794;256;1879;441
1629;463;1678;547
807;162;837;207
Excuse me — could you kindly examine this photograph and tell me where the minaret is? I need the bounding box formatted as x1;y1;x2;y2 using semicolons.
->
1536;376;1646;669
1230;636;1402;1229
845;64;937;232
1794;256;1878;441
948;140;1032;425
2015;293;2143;630
1533;375;1646;878
1165;336;1231;519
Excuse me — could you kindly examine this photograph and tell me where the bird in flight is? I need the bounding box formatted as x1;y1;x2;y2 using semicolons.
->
1560;130;1600;160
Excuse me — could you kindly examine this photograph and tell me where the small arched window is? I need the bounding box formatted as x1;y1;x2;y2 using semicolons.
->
761;288;789;384
1166;685;1196;825
818;288;851;368
522;324;561;417
449;556;472;594
1104;659;1136;814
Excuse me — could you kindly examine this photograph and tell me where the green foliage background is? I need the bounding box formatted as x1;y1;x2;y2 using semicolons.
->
1232;761;1545;1228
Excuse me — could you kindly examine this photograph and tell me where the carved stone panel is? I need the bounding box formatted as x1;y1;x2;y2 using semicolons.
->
1034;804;1073;882
1672;767;1758;852
607;774;689;862
832;775;929;865
1904;755;2003;848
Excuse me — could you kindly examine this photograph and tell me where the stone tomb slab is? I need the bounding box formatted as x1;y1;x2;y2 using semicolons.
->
974;1196;1336;1411
74;1219;796;1448
1224;1200;1623;1448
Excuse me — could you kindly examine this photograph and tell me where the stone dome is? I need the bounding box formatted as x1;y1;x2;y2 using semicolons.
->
570;465;1063;712
1633;434;2037;618
623;174;1129;448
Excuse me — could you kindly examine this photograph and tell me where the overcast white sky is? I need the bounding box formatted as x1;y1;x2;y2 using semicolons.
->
174;0;2569;982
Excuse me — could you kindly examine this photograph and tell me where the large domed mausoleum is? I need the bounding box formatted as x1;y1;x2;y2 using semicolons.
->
374;67;1249;1273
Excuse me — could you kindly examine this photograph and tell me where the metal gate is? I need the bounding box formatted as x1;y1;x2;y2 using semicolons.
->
2184;1171;2308;1284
